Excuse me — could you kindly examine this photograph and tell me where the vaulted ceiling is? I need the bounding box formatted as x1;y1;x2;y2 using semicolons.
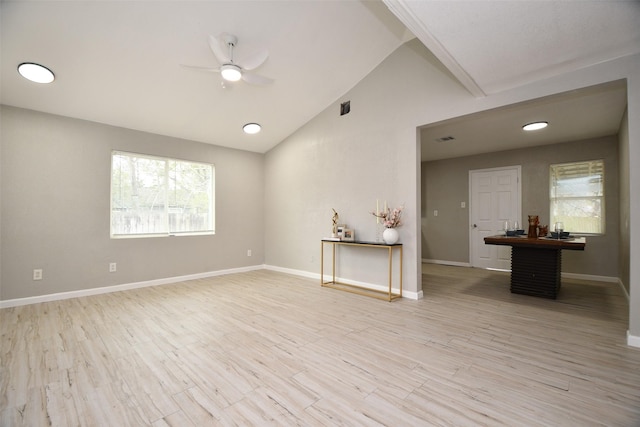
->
2;1;639;158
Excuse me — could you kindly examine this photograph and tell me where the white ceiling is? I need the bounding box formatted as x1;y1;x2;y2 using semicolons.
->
385;0;640;96
2;1;639;158
1;1;412;153
420;80;628;161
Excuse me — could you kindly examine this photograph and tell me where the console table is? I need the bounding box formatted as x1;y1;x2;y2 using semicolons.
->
484;235;586;299
320;239;402;301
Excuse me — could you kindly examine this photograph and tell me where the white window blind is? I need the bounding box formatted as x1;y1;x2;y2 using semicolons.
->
549;159;604;235
111;151;214;237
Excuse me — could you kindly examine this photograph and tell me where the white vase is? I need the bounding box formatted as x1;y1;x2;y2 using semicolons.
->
382;227;399;244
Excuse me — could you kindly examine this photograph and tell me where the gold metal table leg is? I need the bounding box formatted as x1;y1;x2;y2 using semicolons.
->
319;240;403;301
399;245;403;297
320;241;324;285
388;246;393;301
332;243;336;284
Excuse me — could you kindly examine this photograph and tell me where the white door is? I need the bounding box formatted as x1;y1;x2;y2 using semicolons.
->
469;166;521;270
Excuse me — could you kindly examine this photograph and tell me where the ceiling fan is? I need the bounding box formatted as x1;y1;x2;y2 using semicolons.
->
182;33;273;87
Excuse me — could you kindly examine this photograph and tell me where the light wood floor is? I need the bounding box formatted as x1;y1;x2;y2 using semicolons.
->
1;264;639;426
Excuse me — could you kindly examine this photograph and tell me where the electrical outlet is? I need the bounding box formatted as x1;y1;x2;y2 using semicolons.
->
109;262;117;272
247;249;252;257
434;210;438;217
33;269;43;281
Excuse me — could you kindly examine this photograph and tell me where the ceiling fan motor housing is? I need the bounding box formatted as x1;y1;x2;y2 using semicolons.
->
222;33;238;47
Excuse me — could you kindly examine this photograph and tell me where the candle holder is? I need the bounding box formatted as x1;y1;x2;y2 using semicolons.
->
376;222;383;242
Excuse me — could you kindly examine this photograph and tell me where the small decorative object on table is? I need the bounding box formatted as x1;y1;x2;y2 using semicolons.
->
553;222;565;239
372;203;403;244
331;208;339;238
343;229;355;242
374;199;382;242
538;224;549;237
382;228;399;244
527;215;539;238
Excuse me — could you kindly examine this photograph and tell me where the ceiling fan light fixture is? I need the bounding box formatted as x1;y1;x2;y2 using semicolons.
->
221;64;242;82
18;62;55;83
243;123;261;134
522;121;548;131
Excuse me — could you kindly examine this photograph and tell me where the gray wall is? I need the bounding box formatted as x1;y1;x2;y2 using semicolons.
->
1;106;264;300
422;136;620;277
262;39;478;296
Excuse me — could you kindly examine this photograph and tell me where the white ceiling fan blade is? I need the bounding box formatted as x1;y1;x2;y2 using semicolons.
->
208;34;230;64
237;49;269;71
180;64;221;73
242;72;274;86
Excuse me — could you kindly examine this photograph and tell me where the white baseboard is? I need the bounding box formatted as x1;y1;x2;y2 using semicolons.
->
423;260;621;287
264;264;318;280
425;260;621;281
616;278;630;302
0;262;619;308
422;259;472;268
561;272;619;283
1;263;422;308
0;265;264;309
627;331;640;348
264;264;422;300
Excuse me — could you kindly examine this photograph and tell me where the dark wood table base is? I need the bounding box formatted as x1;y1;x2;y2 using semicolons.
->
510;246;561;298
483;235;586;300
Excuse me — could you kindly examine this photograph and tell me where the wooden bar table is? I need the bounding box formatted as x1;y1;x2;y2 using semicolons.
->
483;235;586;299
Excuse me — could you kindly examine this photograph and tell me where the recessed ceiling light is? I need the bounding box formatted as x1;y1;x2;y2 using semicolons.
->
221;64;242;82
18;62;55;84
522;121;548;131
243;123;261;134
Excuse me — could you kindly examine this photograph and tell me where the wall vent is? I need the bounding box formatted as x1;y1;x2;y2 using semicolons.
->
340;101;351;116
435;136;455;142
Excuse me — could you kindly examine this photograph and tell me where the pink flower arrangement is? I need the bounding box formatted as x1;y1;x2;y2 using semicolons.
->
372;205;404;228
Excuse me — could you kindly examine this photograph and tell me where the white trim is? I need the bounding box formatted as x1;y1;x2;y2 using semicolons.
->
423;259;472;268
0;265;264;309
382;0;485;98
5;262;617;309
561;272;620;283
424;259;624;292
264;264;318;280
422;260;620;284
616;278;630;302
264;264;422;300
627;331;640;348
1;263;422;308
329;275;422;300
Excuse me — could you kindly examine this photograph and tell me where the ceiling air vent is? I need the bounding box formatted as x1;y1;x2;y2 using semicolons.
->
435;136;455;142
340;101;350;116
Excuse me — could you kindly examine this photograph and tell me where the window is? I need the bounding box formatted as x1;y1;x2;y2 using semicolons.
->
111;151;214;238
550;159;604;235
